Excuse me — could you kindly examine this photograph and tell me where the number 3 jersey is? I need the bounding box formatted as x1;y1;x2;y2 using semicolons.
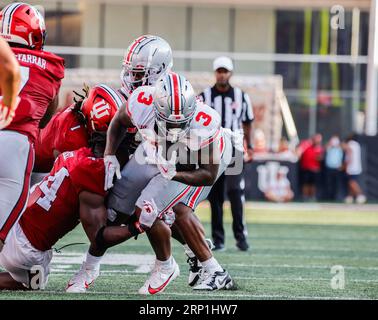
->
126;85;222;156
19;147;106;251
4;47;65;143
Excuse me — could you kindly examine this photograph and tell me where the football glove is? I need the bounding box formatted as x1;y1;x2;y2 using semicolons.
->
156;149;177;180
104;155;121;190
139;199;159;229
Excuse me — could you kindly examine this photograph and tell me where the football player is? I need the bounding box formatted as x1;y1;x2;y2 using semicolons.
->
114;36;215;289
104;72;238;293
66;35;181;294
0;85;136;290
68;37;216;294
117;35;173;157
0;37;20;129
0;2;65;251
33;84;125;177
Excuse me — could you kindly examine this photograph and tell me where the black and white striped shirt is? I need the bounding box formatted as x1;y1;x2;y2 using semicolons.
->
199;85;254;131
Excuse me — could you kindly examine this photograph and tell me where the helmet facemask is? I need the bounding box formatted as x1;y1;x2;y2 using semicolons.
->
153;72;197;143
121;62;168;93
155;110;194;143
120;35;173;95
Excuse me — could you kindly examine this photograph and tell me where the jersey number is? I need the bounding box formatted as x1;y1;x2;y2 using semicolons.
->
0;66;29;100
137;92;153;105
19;66;30;93
36;167;69;211
195;112;212;126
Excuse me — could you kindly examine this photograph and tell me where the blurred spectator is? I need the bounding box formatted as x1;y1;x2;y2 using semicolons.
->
264;168;294;203
297;133;324;201
276;137;297;162
324;135;344;200
343;135;366;204
253;128;268;153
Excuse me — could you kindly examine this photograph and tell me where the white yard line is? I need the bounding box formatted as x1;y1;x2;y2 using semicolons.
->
29;289;375;300
49;270;378;283
224;263;378;270
233;253;378;260
50;261;378;270
199;201;378;212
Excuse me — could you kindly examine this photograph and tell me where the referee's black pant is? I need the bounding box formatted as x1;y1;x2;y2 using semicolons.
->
207;171;247;246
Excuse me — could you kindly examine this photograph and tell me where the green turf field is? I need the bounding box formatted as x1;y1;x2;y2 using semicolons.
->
1;202;378;300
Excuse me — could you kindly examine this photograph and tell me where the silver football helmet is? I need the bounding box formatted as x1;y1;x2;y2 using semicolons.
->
153;72;197;142
120;35;173;94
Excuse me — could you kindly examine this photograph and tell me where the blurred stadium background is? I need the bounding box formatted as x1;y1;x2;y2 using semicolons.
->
2;0;377;200
1;0;378;300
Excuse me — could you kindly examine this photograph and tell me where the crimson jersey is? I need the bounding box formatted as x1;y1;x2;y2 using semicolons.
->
19;148;106;251
34;105;89;172
5;47;65;143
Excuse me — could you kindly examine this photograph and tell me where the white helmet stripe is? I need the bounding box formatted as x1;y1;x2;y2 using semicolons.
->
1;3;14;33
2;3;22;34
97;84;124;109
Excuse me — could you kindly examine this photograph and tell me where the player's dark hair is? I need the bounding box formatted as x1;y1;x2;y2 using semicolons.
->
71;100;87;125
71;86;89;126
89;132;107;158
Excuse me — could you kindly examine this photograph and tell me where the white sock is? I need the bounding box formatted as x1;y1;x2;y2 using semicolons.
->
201;257;223;273
84;251;102;270
183;244;195;258
156;256;174;270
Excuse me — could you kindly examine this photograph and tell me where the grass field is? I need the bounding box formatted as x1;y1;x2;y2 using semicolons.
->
1;202;378;300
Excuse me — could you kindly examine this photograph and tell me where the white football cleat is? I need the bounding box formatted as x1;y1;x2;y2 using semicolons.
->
65;263;99;293
187;256;201;287
186;238;214;287
193;269;235;291
138;258;180;295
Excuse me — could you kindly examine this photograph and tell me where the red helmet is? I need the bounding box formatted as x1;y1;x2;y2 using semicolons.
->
0;2;46;50
81;84;124;134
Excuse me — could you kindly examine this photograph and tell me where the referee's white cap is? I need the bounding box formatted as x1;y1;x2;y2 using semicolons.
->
213;56;233;71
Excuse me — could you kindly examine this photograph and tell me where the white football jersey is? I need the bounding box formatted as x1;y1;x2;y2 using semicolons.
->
126;85;222;153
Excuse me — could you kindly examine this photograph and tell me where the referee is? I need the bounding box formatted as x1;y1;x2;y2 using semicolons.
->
199;56;254;252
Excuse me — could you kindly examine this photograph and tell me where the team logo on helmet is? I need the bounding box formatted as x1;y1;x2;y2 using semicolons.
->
0;2;46;50
81;84;124;134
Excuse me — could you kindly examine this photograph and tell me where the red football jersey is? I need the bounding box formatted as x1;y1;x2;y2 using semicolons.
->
34;105;89;172
19;147;106;251
4;47;65;143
